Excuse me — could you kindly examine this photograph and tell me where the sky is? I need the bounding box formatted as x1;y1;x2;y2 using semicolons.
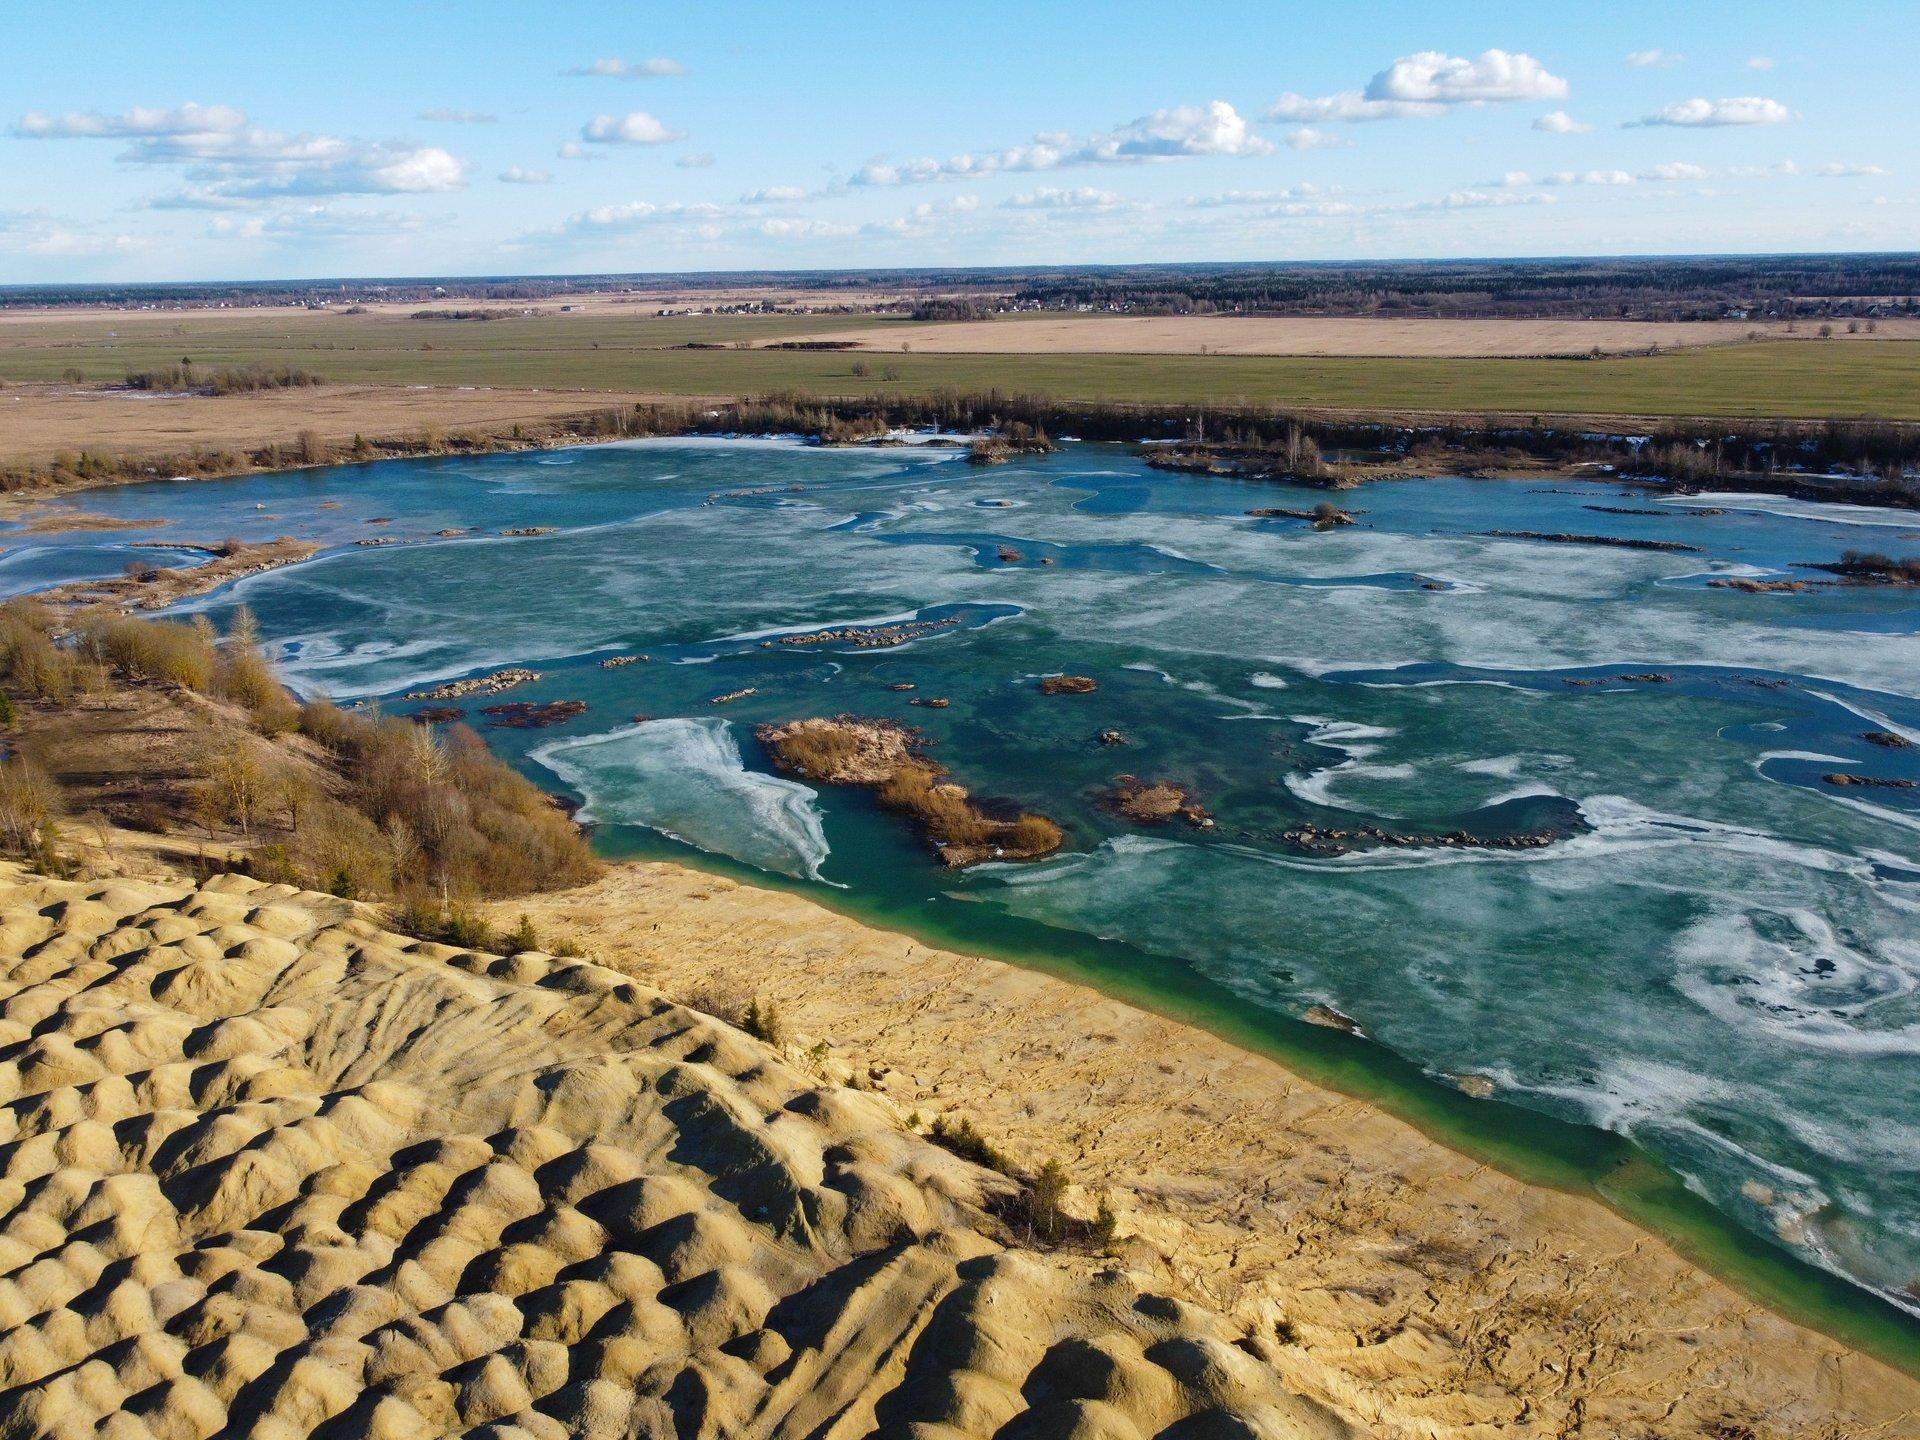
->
2;0;1914;283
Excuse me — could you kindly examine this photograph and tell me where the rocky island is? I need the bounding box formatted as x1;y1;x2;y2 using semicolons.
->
757;715;1063;866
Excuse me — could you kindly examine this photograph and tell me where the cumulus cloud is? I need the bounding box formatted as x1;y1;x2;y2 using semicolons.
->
12;102;245;139
546;199;727;237
1001;186;1128;210
1747;56;1777;70
499;166;552;184
1369;49;1569;103
580;111;685;145
1641;161;1711;182
758;217;855;239
849;101;1269;189
1282;126;1352;150
1265;91;1442;123
206;205;430;244
192;144;467;198
1499;161;1720;189
1533;109;1593;134
0;209;148;257
1185;183;1333;207
1085;101;1273;159
864;196;982;235
1818;161;1887;177
566;57;687;78
417;108;495;124
740;185;810;204
1541;168;1636;186
1625;49;1683;67
1628;96;1793;127
1412;189;1556;211
1270;49;1567;124
14;100;467;200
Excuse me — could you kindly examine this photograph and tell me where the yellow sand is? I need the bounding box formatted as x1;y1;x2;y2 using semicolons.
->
0;862;1356;1439
494;861;1920;1440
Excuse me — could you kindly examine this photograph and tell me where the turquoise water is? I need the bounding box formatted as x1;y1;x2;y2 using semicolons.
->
15;436;1920;1330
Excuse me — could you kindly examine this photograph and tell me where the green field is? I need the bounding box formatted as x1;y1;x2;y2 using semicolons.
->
4;310;1918;420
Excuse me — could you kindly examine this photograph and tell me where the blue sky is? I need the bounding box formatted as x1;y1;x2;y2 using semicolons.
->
2;1;1913;281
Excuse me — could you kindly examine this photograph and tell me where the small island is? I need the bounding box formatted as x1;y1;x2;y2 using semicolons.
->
757;715;1063;866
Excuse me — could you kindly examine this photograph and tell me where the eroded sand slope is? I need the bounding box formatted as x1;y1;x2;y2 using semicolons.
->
499;863;1920;1440
0;865;1349;1439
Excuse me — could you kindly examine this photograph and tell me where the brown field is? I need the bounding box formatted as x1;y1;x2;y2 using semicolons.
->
784;312;1920;357
0;284;974;327
0;381;668;467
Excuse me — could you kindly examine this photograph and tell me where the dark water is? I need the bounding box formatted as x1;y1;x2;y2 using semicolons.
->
14;436;1920;1339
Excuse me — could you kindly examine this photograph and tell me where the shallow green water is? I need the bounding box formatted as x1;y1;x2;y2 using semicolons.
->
15;435;1920;1362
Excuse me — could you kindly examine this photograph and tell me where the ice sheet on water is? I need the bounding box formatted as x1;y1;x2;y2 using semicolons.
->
532;719;832;881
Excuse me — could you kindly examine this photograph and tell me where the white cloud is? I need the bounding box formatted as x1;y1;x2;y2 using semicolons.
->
849;101;1270;189
12;102;245;139
581;112;685;145
1412;189;1556;211
145;188;256;211
758;217;855;239
1628;96;1793;127
1533;109;1593;134
1498;161;1720;189
1369;49;1569;104
1747;56;1776;70
0;209;149;256
1085;101;1273;159
208;205;428;243
1002;186;1128;210
1185;183;1333;207
1282;126;1352;151
1270;50;1567;124
13;101;467;199
417;108;495;124
1816;161;1886;177
566;57;687;79
547;199;728;237
740;185;810;204
1625;49;1683;68
171;139;466;198
499;166;552;185
1539;168;1636;186
1641;161;1711;182
864;196;982;235
1266;92;1442;123
675;152;716;169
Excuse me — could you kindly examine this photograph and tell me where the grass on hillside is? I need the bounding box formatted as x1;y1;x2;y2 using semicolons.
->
0;307;1916;419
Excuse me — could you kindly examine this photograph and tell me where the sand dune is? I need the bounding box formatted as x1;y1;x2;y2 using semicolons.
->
497;862;1920;1440
0;863;1347;1439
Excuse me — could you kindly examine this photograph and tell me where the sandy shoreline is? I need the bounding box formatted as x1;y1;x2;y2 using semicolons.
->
493;859;1920;1438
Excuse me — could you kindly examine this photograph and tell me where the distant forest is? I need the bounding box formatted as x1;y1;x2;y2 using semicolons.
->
7;254;1918;321
990;255;1920;322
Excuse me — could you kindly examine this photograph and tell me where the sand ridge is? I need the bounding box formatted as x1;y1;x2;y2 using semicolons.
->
496;861;1920;1440
0;862;1351;1439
